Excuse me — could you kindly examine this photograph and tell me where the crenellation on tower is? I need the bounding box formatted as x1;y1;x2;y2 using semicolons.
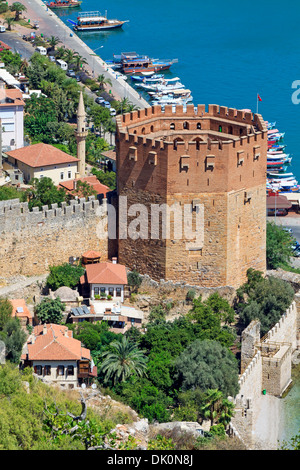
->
116;104;267;288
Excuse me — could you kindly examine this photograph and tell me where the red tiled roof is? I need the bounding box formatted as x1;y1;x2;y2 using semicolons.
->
0;88;25;107
82;262;128;285
6;143;79;168
82;250;101;259
10;299;32;319
26;323;91;361
59;175;110;196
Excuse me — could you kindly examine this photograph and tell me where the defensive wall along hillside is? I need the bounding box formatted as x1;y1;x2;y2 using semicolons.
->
230;300;299;449
0;197;109;278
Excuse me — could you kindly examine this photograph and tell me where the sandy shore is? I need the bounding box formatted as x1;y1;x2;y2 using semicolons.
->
5;0;149;108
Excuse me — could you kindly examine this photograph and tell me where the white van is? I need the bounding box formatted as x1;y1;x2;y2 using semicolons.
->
0;26;6;33
35;46;47;56
56;59;68;71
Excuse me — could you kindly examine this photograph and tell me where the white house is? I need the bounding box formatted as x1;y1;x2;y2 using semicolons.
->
0;81;24;151
21;323;97;389
5;142;79;185
80;259;128;303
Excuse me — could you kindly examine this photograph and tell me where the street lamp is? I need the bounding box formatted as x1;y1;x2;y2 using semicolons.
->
90;45;104;78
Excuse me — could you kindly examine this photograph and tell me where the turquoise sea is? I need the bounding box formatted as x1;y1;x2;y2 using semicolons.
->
56;0;300;183
55;0;300;446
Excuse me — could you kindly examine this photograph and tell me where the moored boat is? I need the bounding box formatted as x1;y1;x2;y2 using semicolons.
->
116;52;178;74
46;0;81;8
73;11;129;31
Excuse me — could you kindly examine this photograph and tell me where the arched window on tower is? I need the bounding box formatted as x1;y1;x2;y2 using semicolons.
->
197;123;201;130
170;123;175;130
183;121;189;130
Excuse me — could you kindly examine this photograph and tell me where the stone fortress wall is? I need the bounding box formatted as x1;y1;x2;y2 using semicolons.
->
0;196;109;278
116;104;267;288
230;300;299;449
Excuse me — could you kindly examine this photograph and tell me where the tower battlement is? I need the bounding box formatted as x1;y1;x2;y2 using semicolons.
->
116;103;267;288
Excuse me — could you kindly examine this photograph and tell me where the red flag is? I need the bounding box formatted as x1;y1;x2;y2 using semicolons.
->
257;94;262;101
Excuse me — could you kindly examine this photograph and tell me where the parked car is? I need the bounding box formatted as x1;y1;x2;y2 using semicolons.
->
103;101;111;108
95;97;105;105
110;108;117;116
48;55;56;62
293;247;300;257
267;208;288;217
67;70;76;78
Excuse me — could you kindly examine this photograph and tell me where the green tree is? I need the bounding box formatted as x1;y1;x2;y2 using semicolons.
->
266;221;295;269
174;339;240;397
4;15;14;31
91;167;116;191
127;270;142;292
236;269;295;336
0;299;13;330
46;263;85;291
97;73;112;90
48;35;61;52
187;294;236;347
10;2;26;21
24;177;67;210
100;336;148;385
0;318;26;364
199;389;223;426
35;298;65;324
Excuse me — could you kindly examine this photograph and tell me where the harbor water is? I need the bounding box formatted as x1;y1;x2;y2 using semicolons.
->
54;0;300;445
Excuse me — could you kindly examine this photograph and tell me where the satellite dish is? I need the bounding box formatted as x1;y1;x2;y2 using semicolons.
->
92;383;97;389
81;383;86;389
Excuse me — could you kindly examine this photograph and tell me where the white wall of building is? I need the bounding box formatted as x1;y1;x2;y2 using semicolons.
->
0;105;24;150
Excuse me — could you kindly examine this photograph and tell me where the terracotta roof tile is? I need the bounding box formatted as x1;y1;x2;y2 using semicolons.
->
27;324;90;361
84;262;128;285
10;299;32;319
59;175;110;196
6;143;79;168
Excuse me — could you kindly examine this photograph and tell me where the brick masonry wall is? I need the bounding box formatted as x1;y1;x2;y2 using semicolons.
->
0;197;109;277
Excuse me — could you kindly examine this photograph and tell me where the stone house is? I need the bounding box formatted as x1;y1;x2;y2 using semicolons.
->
21;323;97;389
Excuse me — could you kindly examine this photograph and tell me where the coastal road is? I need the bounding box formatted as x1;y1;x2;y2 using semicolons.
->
0;31;35;59
15;0;149;109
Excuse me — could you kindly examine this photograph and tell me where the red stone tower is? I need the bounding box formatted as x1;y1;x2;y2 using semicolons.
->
115;104;267;288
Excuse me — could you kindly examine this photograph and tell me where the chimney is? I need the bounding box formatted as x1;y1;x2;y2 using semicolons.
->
43;324;47;335
112;257;117;264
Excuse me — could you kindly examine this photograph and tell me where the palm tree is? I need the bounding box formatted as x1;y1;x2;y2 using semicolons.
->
218;398;235;428
55;46;66;60
100;336;148;385
200;389;223;426
97;73;112;90
72;54;88;72
63;48;78;65
48;36;61;53
4;16;14;31
10;2;27;21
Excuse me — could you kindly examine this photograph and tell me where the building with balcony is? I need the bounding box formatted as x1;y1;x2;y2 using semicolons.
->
21;323;97;388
